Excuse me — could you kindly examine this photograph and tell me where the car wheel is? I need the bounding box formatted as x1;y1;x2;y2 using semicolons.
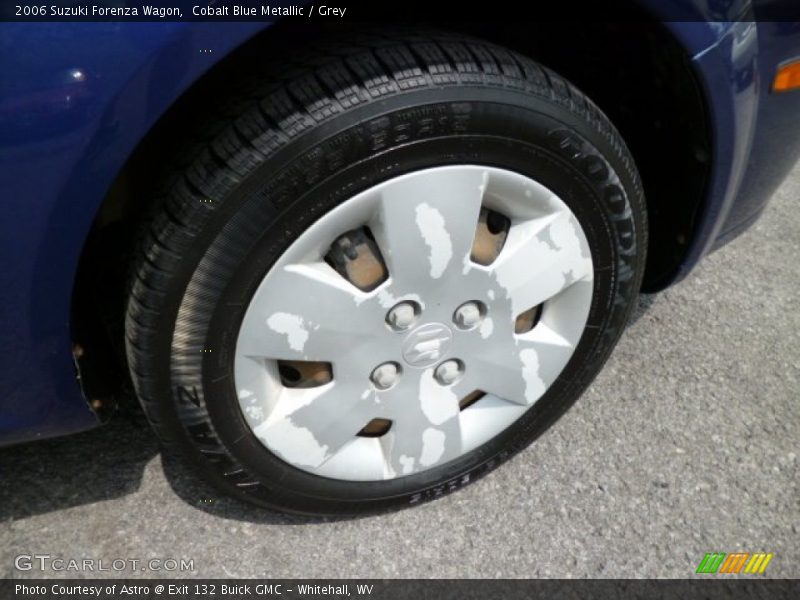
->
125;31;646;516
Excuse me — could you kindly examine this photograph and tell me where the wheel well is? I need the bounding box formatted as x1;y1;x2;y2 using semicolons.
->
72;16;711;398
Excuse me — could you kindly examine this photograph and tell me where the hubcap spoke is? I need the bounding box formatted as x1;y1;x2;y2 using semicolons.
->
237;261;380;361
380;369;463;477
471;333;576;406
491;208;593;317
252;379;374;469
369;167;487;287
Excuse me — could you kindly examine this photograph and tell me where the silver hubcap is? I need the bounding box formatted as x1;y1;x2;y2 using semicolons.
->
234;166;594;481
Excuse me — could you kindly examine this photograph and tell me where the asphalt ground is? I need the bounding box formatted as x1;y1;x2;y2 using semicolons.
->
1;164;798;579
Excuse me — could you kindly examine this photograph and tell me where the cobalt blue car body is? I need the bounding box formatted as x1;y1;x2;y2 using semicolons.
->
0;22;265;444
1;4;799;446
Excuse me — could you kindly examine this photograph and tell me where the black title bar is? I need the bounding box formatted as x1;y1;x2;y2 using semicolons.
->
3;0;800;22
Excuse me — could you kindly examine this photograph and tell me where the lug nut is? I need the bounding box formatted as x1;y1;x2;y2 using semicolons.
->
453;301;483;329
434;360;463;386
371;362;400;390
386;301;418;331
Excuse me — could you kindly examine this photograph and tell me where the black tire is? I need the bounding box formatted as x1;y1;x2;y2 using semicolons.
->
125;31;647;516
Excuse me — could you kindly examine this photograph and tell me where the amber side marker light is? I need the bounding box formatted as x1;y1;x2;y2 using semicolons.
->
773;60;800;93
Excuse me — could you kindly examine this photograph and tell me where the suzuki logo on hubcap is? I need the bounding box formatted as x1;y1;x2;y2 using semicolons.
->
401;323;453;368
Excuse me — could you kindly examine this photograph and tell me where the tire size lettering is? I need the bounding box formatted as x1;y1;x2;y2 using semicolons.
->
176;385;201;408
